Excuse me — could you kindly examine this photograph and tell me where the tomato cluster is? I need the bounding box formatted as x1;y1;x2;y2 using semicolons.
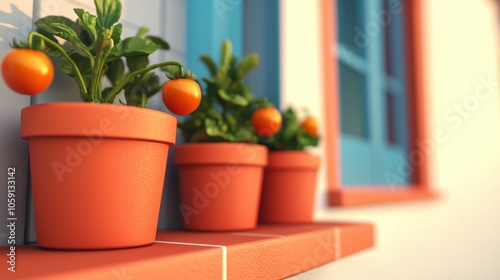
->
251;107;319;139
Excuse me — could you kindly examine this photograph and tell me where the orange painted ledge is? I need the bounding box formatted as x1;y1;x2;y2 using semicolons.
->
329;187;438;206
1;222;374;280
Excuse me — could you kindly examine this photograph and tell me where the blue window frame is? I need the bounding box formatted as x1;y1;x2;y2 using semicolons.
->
186;0;280;107
336;0;409;185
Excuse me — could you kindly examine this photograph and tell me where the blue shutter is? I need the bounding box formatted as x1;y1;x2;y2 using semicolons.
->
243;0;281;107
187;0;280;108
186;0;243;80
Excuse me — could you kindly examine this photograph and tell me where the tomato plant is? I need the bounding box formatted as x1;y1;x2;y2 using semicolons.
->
4;0;198;108
258;108;320;150
300;116;319;137
251;107;282;137
1;49;54;95
162;78;201;115
178;40;278;143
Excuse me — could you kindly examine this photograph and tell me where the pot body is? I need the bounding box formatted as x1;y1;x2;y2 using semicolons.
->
174;143;267;231
259;151;320;223
21;103;177;249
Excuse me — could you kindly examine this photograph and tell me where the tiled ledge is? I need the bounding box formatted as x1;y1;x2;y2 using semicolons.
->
1;222;374;280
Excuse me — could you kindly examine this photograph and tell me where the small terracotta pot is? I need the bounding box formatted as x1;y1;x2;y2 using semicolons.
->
21;103;177;250
259;151;320;223
174;143;267;231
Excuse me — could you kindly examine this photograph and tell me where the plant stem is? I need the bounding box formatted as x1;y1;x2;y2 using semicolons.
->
104;61;184;103
28;31;88;99
91;35;114;102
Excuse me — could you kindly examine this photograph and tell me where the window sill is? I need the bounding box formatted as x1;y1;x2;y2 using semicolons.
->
1;222;374;279
329;187;438;206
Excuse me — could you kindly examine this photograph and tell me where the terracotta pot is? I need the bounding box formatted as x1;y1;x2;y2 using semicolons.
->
174;143;267;231
21;102;177;249
259;151;320;223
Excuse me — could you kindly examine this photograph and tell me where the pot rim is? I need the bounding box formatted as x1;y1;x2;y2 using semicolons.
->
267;150;320;170
21;102;177;145
174;142;268;166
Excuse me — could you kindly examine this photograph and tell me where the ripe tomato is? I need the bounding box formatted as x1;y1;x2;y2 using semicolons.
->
300;116;319;137
251;107;282;137
1;49;54;95
162;79;202;115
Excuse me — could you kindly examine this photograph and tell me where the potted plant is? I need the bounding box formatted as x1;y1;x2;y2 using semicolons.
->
175;40;282;231
0;0;201;249
258;107;320;223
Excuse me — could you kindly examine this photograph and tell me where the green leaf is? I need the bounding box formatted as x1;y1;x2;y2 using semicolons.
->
215;65;232;90
106;58;125;85
200;55;217;76
102;87;113;100
60;53;92;98
224;113;238;132
110;37;157;58
220;39;232;68
205;118;228;138
60;53;91;77
232;127;257;143
35;16;78;36
126;55;149;72
141;73;161;98
36;15;92;46
235;54;260;80
95;0;122;29
136;26;149;37
202;77;216;85
163;65;182;79
74;8;97;42
37;23;91;56
111;23;123;45
123;72;161;107
145;35;170;50
282;122;298;143
217;89;248;106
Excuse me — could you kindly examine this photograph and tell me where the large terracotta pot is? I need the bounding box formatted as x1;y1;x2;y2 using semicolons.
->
174;143;267;231
259;151;320;223
21;102;177;249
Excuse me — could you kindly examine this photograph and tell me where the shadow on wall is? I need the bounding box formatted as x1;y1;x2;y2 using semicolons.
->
0;3;34;247
0;4;32;44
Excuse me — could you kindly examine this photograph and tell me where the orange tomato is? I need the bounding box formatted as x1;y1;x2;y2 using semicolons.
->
251;107;282;137
162;79;202;115
1;49;54;95
300;116;319;137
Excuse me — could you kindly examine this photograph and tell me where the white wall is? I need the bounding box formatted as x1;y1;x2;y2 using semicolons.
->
282;0;500;279
0;0;32;247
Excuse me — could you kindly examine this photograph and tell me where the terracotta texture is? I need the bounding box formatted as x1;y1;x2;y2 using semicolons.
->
259;151;320;223
21;103;177;249
0;223;374;279
174;143;267;231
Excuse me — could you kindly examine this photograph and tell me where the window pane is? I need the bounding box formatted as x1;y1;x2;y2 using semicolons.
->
385;92;397;145
339;62;368;139
385;89;409;146
383;0;405;80
243;0;281;108
337;0;366;58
